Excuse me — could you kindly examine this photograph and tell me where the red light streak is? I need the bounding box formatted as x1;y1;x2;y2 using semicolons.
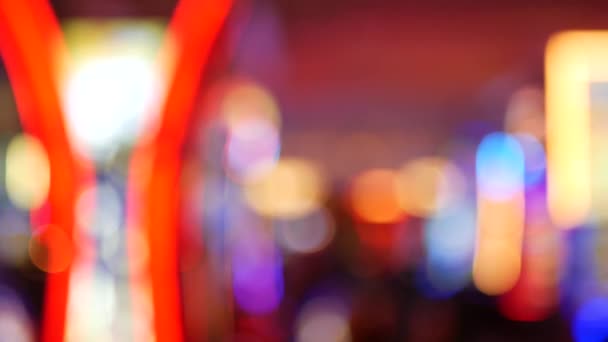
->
0;1;91;341
128;0;233;340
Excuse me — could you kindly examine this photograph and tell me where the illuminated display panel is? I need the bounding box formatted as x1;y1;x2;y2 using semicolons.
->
546;31;608;229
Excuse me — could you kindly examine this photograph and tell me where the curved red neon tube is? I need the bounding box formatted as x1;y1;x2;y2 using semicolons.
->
128;0;233;340
0;1;89;341
0;0;233;340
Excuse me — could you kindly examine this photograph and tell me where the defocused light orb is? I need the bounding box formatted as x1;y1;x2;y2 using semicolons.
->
473;239;521;295
5;134;50;210
221;80;282;182
0;291;34;342
296;297;351;342
396;157;466;217
66;267;116;341
350;169;403;223
100;227;148;277
75;182;123;239
505;86;544;139
514;134;546;187
474;132;525;296
574;298;608;342
201;173;229;224
225;118;281;182
222;81;280;131
276;208;335;254
424;200;476;294
29;225;73;273
231;223;283;314
63;55;164;159
0;233;30;267
243;158;325;219
476;132;525;201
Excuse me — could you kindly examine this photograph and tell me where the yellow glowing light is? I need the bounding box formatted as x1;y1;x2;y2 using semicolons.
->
395;157;466;217
350;169;403;223
218;80;282;182
243;158;325;219
473;200;525;295
222;81;280;131
545;31;608;228
473;133;525;295
5;134;51;210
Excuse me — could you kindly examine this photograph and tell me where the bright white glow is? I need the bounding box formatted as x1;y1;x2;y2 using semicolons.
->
66;266;116;341
64;55;164;159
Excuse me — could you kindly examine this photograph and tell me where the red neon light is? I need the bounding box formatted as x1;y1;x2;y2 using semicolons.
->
0;1;90;341
128;0;233;340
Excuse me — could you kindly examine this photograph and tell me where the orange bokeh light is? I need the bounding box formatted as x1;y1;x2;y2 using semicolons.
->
29;225;74;274
350;169;404;224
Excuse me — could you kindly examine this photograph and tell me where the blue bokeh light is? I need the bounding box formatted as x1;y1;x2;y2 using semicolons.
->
476;132;525;201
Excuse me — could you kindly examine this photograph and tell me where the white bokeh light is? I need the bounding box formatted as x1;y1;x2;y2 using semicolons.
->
64;55;164;160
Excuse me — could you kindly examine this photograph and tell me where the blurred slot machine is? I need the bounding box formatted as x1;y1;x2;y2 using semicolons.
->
546;32;608;336
0;0;233;340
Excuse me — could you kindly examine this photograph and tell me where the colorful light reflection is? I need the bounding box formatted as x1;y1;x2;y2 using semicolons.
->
474;132;525;295
424;199;476;295
231;223;283;314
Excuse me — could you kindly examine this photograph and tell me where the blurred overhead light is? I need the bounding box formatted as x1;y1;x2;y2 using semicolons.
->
350;169;403;224
243;158;325;219
395;157;467;218
59;20;168;161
